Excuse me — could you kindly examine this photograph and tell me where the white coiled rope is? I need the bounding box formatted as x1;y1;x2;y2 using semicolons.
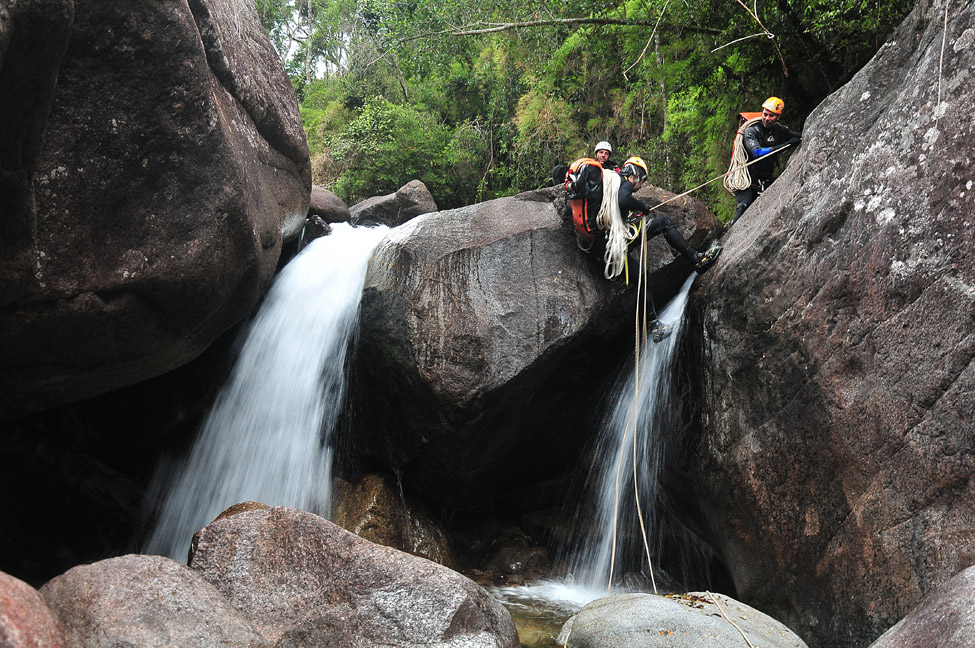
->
723;117;762;194
596;169;640;279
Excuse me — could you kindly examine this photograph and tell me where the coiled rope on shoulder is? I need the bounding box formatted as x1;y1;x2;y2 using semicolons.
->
723;117;761;194
595;170;639;280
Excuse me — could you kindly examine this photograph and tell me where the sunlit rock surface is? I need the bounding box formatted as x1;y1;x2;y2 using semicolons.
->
41;554;269;648
189;506;520;648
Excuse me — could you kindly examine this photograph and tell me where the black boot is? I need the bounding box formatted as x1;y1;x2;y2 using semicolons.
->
694;241;722;273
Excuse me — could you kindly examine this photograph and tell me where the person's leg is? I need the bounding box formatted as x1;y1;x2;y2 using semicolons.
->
645;216;698;262
646;215;722;273
732;185;755;224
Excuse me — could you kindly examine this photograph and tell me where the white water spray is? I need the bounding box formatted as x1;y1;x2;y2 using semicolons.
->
567;274;695;595
499;274;696;613
144;223;388;559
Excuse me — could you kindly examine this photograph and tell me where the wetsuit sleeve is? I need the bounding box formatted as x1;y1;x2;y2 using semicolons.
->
743;125;770;158
617;180;649;214
783;125;802;140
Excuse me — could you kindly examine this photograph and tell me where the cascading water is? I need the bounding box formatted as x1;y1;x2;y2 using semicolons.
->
565;273;696;596
492;274;696;619
143;223;388;560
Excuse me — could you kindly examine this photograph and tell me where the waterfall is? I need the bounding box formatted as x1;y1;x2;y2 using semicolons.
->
567;273;696;595
144;223;388;560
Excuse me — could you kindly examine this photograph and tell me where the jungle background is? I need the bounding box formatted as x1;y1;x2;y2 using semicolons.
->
259;0;912;220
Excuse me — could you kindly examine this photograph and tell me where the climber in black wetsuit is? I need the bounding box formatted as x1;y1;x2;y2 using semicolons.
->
732;96;803;224
617;157;721;273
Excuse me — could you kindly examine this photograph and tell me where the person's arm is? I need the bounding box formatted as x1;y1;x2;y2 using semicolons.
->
777;124;802;147
743;125;772;158
618;181;649;214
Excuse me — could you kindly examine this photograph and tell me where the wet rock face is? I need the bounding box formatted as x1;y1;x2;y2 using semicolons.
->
353;186;721;511
189;506;520;648
0;0;311;414
689;1;975;646
332;473;458;569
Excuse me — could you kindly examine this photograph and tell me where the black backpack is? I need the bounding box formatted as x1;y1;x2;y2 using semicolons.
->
564;157;604;200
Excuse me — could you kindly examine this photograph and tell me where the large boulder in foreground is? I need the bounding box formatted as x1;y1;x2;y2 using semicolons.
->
0;570;66;648
40;554;269;648
353;185;721;510
0;0;311;414
868;564;975;647
687;0;975;646
558;592;807;648
189;506;519;648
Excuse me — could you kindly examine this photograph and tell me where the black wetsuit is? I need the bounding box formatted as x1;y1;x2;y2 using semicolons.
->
617;178;698;262
733;121;802;223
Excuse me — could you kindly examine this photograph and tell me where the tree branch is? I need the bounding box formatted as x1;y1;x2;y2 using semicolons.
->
447;17;720;37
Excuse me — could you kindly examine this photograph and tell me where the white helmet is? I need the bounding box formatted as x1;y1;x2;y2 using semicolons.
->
594;141;612;154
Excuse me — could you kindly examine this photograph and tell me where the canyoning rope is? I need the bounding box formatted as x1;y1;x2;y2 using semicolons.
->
603;138;800;594
707;591;758;648
723;117;762;193
631;229;659;595
606;227;659;596
595;139;793;282
596;170;640;280
637;134;794;218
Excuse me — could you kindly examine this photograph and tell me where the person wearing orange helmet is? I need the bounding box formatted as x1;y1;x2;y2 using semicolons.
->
581;156;720;273
732;96;803;224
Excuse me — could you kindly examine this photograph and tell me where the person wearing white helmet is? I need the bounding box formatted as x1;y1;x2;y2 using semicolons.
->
593;141;618;171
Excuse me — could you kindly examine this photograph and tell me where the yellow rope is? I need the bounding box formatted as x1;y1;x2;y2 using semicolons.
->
706;591;758;648
603;140;798;594
607;223;658;595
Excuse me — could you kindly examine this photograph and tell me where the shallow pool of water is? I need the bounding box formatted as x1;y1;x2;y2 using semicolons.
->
490;581;608;647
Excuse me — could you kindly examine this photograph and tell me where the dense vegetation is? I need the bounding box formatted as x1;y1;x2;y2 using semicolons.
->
257;0;912;219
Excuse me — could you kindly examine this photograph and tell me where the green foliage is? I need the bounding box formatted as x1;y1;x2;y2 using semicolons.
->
264;0;912;218
325;97;488;209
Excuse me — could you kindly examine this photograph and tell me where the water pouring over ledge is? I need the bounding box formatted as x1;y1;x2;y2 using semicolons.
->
492;274;696;623
144;223;389;560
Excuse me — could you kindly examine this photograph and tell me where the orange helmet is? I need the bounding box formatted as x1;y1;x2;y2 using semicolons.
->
621;156;649;180
762;96;784;115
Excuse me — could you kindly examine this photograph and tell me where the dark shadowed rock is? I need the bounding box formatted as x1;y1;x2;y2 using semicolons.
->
0;570;66;648
557;592;807;648
309;184;350;223
350;179;438;226
188;506;520;648
686;1;975;646
332;473;458;568
0;0;311;414
40;554;269;648
0;0;73;309
869;565;975;647
352;185;721;510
